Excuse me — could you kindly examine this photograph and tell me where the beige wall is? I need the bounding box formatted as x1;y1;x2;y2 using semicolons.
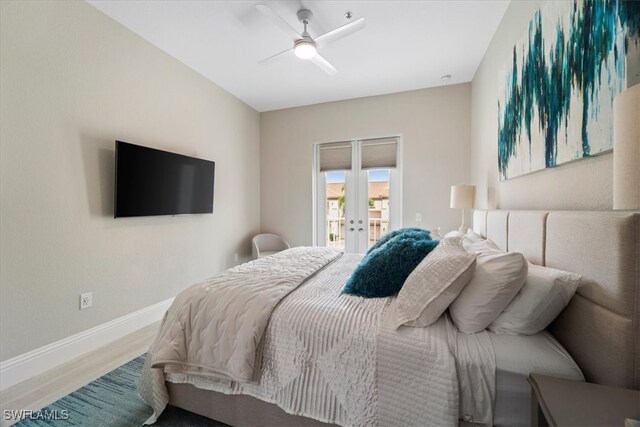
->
260;84;471;246
470;0;614;210
0;1;260;360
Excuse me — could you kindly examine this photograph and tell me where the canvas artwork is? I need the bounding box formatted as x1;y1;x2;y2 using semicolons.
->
497;0;640;181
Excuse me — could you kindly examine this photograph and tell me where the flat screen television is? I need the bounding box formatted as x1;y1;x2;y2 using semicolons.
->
114;141;215;218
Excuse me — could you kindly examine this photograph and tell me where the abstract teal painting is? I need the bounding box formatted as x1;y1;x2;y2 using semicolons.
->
497;0;640;180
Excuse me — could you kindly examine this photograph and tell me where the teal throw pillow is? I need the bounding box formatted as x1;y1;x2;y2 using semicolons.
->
343;234;438;298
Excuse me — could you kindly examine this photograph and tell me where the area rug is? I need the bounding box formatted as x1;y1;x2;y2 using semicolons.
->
15;354;227;426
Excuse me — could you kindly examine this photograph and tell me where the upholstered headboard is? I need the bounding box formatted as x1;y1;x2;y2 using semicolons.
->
472;210;640;390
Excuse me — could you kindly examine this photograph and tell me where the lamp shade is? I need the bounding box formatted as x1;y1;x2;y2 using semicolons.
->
450;185;475;209
613;83;640;210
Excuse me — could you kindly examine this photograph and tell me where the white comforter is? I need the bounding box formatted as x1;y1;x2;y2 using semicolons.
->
140;250;496;426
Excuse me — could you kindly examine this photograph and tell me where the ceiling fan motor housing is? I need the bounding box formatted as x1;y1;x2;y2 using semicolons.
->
295;35;316;45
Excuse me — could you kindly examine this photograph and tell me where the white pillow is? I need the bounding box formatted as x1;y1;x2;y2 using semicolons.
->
449;251;528;333
489;264;581;335
463;236;501;254
430;227;444;239
444;230;463;239
443;229;490;250
463;229;485;244
396;237;476;327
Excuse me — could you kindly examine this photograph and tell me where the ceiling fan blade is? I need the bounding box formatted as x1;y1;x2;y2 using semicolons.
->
315;17;366;49
310;53;337;75
255;4;301;41
259;47;294;65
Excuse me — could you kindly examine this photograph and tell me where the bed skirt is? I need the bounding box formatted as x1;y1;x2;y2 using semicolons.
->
167;382;336;427
167;382;485;427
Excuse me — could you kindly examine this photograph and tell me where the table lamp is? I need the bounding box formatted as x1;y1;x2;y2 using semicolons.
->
450;185;475;233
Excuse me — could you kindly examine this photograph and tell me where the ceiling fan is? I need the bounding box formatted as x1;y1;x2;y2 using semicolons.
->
256;4;366;75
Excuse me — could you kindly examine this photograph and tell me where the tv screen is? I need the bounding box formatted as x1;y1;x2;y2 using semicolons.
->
114;141;215;218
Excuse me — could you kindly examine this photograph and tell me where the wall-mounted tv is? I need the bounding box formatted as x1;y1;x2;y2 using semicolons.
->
114;141;215;218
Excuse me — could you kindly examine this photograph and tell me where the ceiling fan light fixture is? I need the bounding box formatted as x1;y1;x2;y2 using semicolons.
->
294;39;317;59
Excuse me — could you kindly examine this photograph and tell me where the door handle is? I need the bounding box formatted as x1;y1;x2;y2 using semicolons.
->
349;227;355;232
358;228;364;231
358;220;363;224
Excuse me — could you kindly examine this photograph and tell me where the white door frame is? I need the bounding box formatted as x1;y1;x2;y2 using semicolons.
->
312;135;403;252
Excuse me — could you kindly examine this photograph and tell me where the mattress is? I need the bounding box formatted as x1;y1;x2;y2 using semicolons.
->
490;330;584;426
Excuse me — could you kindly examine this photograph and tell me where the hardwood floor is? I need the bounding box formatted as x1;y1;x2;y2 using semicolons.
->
0;322;159;427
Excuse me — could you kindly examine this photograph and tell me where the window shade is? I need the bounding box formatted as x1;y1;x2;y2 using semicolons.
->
319;142;352;171
361;137;398;169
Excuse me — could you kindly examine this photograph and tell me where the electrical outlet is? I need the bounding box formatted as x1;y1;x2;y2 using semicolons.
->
233;253;239;263
80;292;93;310
415;212;422;222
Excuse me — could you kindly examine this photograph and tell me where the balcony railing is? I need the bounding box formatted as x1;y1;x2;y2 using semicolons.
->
326;217;346;249
368;218;389;248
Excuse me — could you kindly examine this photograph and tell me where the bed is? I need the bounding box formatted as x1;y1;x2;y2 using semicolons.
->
139;210;639;426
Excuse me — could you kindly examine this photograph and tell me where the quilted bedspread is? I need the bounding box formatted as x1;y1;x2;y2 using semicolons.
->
139;246;341;423
140;251;495;426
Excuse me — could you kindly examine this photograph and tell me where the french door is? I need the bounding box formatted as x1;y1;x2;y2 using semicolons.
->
314;137;402;254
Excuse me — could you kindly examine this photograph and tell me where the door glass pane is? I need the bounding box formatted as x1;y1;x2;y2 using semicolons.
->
367;169;390;249
325;171;346;250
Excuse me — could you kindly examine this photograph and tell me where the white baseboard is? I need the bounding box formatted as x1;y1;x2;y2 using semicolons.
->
0;297;173;391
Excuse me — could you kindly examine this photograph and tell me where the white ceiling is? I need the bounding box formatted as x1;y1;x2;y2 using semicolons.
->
87;0;509;112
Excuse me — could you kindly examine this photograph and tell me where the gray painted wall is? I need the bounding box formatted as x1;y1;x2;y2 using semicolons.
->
0;1;261;360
